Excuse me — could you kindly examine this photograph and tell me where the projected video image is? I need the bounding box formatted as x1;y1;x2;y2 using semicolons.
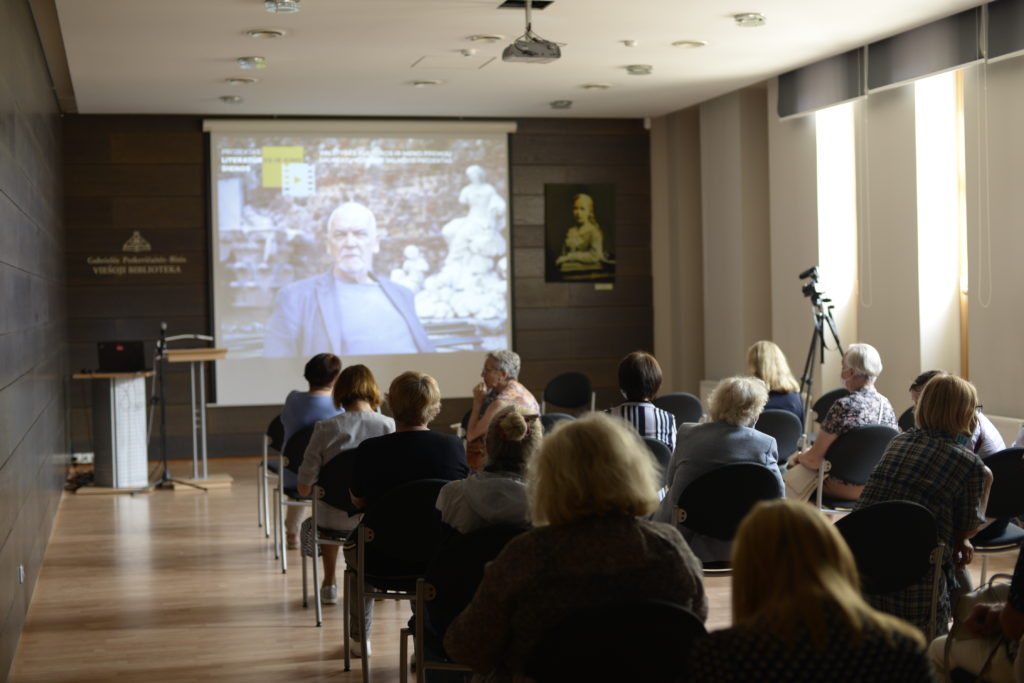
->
212;134;510;359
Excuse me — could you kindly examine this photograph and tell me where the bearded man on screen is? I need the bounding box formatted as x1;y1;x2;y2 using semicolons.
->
264;202;434;358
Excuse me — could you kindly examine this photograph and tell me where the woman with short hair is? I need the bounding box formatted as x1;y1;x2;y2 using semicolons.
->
747;340;803;425
654;376;783;564
792;342;898;501
445;413;707;682
606;350;677;450
687;499;933;682
856;373;993;635
465;350;539;471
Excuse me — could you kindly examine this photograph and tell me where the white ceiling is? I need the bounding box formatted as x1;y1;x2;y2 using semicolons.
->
49;0;984;118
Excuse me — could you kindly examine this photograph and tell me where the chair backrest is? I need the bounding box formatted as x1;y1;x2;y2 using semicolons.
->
540;412;575;433
425;524;529;643
266;414;285;452
316;450;361;515
812;387;850;423
360;478;448;578
652;392;703;425
754;409;803;458
282;424;316;473
835;500;938;594
642;437;672;488
526;599;707;683
897;406;916;432
542;372;593;412
982;447;1024;518
675;463;782;541
825;425;899;485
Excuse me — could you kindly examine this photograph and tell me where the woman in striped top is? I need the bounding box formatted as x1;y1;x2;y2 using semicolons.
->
605;351;677;451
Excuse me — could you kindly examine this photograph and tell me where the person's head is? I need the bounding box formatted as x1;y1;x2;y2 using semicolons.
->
326;202;379;282
571;193;595;225
909;369;944;405
481;349;521;388
746;340;800;394
617;351;663;402
732;499;923;648
529;413;660;526
484;404;543;475
915;373;978;438
707;376;769;427
841;343;883;387
386;371;442;427
303;353;342;390
332;364;382;411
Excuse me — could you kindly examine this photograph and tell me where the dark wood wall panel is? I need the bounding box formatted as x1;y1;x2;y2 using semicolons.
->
62;115;652;453
0;0;67;676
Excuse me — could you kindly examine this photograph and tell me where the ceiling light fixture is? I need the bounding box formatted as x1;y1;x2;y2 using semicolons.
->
625;64;653;75
264;0;300;13
246;29;286;39
467;34;505;43
582;83;612;90
672;39;708;48
409;80;443;87
237;56;267;69
225;77;259;85
621;39;638;48
550;100;572;109
733;12;766;27
220;95;244;104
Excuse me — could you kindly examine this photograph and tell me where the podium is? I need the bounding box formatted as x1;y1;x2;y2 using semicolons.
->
167;348;228;484
72;371;153;490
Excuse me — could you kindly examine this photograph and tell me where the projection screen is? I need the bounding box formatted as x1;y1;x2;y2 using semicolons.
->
204;120;516;407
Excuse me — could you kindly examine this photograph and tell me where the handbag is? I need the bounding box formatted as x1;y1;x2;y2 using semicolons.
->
783;454;829;503
944;574;1016;682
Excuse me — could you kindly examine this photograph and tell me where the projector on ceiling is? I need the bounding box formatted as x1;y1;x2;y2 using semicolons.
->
502;35;562;64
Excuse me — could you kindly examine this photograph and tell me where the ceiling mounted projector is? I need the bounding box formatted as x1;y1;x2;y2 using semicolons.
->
502;0;561;64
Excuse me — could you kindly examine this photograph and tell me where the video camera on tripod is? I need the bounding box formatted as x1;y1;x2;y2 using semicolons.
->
797;266;844;423
799;266;830;308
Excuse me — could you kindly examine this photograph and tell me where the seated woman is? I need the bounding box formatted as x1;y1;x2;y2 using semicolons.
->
653;376;783;564
791;342;898;501
909;369;1006;457
436;404;540;534
687;499;933;681
747;340;803;425
605;350;677;451
445;413;707;682
295;365;394;605
857;373;993;635
465;350;539;472
279;353;344;549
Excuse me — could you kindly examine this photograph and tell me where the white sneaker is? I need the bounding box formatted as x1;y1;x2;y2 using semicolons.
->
348;637;371;658
320;585;338;605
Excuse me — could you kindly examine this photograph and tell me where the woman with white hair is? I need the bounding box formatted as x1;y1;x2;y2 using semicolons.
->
792;342;898;501
445;413;707;682
465;349;539;472
654;376;784;564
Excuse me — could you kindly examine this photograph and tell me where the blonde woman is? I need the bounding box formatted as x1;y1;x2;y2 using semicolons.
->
687;499;933;681
445;413;706;682
747;340;803;425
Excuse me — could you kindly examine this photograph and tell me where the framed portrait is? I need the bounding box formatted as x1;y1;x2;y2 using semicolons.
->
544;184;615;283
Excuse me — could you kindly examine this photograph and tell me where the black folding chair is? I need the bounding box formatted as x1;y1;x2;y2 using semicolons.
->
754;409;803;459
541;372;594;414
653;392;704;425
259;414;284;540
643;437;672;489
526;599;707;683
835;500;944;639
816;425;898;512
812;387;849;424
898;406;916;431
975;447;1024;582
540;412;575;433
674;463;783;572
277;424;315;573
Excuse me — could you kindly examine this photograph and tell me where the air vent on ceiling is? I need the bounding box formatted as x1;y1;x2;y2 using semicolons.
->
498;1;553;9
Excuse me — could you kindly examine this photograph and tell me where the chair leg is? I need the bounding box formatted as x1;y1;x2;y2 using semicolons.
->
272;489;281;560
400;627;410;683
415;579;426;683
302;544;309;609
257;462;263;528
343;568;352;672
980;553;989;584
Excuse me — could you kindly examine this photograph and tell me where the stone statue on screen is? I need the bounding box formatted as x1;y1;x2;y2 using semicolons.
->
416;165;508;323
556;193;612;273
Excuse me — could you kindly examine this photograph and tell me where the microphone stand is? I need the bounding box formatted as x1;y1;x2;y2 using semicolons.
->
134;322;207;494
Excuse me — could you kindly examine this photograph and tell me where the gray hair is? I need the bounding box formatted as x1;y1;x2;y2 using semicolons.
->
708;376;769;427
487;349;521;379
844;343;883;383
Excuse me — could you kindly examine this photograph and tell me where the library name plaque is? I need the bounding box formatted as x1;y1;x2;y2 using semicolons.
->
87;254;188;276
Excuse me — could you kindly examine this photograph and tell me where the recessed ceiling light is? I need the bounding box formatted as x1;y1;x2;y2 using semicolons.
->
621;39;638;48
246;28;286;39
237;56;267;69
220;95;244;104
467;34;505;43
225;77;259;85
550;100;572;109
582;83;612;90
733;12;766;27
409;80;443;87
672;39;708;48
265;0;300;13
625;64;653;75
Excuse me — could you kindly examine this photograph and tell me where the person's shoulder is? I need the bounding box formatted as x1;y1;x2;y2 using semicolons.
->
276;271;330;297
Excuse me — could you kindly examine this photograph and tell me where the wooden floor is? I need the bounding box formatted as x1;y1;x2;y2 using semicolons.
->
9;458;1014;682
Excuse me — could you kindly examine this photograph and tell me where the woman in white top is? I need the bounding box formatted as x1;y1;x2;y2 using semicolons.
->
297;364;394;603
